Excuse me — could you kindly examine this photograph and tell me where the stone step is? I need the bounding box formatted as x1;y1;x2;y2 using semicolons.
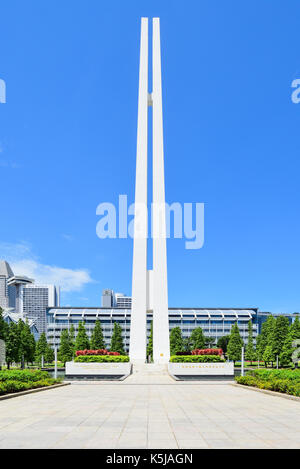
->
132;364;168;375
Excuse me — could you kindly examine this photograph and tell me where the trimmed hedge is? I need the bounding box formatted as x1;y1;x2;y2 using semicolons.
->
235;369;300;397
0;378;61;396
0;370;62;396
247;369;300;382
0;369;51;383
170;355;225;363
74;355;129;363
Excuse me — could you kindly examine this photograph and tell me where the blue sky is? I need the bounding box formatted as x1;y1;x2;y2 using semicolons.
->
0;0;300;313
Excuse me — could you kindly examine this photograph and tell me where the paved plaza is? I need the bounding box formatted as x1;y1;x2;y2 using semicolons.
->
0;372;300;449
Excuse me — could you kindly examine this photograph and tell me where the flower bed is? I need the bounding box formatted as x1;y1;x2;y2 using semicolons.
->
75;349;120;356
74;355;129;363
235;369;300;397
0;369;61;396
191;348;223;356
170;355;225;363
175;348;224;356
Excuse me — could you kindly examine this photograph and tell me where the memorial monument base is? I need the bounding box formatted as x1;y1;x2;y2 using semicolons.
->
168;362;234;381
65;361;132;381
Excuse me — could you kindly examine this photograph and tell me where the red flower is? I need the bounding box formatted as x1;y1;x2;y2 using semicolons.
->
191;348;223;356
75;348;111;356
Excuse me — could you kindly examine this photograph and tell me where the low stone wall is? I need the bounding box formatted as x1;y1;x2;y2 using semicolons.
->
65;361;132;380
168;362;234;380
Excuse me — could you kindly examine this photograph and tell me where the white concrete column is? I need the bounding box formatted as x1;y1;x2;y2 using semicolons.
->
129;18;149;363
152;18;170;363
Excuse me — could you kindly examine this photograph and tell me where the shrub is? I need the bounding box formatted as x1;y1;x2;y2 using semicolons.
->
248;369;300;382
74;355;129;363
0;378;61;396
0;369;50;382
170;355;225;363
235;368;300;397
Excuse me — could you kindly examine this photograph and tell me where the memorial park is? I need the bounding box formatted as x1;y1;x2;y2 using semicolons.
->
1;2;300;452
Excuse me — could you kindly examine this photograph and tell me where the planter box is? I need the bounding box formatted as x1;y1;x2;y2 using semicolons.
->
168;362;234;380
65;361;132;380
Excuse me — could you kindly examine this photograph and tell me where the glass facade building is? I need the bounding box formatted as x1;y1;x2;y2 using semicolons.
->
21;285;60;335
47;307;262;351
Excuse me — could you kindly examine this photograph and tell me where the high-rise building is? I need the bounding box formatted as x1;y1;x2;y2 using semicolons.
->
20;284;60;335
101;289;114;307
0;259;60;335
0;260;14;309
114;293;132;309
7;274;34;313
101;289;132;308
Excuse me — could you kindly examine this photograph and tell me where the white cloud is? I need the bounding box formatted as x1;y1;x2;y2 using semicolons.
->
0;241;93;292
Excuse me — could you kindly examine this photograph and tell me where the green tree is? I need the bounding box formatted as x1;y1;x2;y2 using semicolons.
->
75;322;90;351
6;322;21;368
45;344;54;363
110;322;125;354
271;315;289;361
183;337;193;353
35;332;48;364
58;329;74;365
69;324;75;357
20;321;36;365
204;337;216;348
190;327;205;350
227;323;243;364
245;320;256;365
279;318;300;367
263;345;275;367
147;321;153;361
0;307;8;341
217;335;230;354
90;320;105;349
256;316;275;367
279;330;294;367
17;319;25;368
169;327;184;355
291;316;300;340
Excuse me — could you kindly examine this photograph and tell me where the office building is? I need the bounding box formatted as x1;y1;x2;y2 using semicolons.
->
21;284;60;335
0;260;14;309
0;259;60;335
102;289;132;308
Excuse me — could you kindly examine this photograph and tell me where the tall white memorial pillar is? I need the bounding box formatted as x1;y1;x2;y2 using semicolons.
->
130;17;170;364
129;18;149;363
152;18;170;363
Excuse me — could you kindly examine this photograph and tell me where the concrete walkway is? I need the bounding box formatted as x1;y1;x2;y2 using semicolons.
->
124;363;175;384
0;373;299;448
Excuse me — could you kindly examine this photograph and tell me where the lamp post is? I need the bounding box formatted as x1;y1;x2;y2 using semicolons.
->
54;345;57;379
241;346;245;377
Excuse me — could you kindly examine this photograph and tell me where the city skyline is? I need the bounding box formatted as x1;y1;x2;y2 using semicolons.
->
1;1;300;314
